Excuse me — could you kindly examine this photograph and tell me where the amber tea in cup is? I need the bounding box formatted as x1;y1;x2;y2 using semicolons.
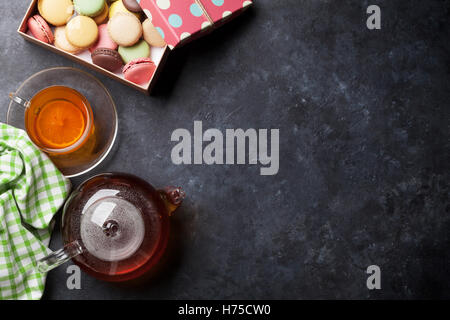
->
11;86;94;155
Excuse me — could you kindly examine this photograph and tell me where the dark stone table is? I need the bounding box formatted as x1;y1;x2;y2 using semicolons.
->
0;0;448;299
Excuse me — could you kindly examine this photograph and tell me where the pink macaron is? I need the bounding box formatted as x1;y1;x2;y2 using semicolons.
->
89;24;118;53
123;58;156;85
27;15;54;44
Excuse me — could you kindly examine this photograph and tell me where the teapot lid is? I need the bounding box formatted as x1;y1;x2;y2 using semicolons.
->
80;196;145;262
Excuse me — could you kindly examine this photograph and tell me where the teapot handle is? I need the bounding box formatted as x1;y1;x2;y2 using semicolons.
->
158;186;186;216
36;241;83;273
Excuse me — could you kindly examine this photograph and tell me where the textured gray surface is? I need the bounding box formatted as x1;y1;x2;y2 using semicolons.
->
0;0;449;299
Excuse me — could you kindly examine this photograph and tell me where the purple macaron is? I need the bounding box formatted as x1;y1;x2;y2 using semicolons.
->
123;0;143;13
91;48;123;72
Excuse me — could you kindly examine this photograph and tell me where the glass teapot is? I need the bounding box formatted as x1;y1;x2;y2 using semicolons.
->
37;172;185;282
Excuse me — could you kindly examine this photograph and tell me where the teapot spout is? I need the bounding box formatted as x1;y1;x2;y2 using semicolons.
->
158;186;185;215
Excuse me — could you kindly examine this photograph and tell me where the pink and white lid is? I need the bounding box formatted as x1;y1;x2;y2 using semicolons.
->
137;0;253;49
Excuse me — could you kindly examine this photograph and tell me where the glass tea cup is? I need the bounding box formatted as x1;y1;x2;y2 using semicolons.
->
7;67;118;178
9;85;95;155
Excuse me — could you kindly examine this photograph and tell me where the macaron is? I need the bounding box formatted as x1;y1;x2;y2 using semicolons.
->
142;19;166;47
108;13;142;47
123;58;156;85
122;0;142;13
38;0;74;26
92;48;123;72
109;0;141;19
94;2;109;25
66;16;99;49
54;26;83;54
74;0;105;17
118;40;150;64
27;15;54;44
89;24;117;52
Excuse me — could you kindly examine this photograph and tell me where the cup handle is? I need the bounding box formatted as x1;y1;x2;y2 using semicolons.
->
36;241;83;273
9;92;30;109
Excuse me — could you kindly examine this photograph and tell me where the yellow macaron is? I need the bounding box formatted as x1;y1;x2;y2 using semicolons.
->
109;0;141;20
66;16;99;49
142;19;166;47
54;26;83;54
38;0;74;26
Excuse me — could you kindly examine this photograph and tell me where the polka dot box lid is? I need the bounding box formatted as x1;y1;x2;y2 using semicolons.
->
137;0;253;49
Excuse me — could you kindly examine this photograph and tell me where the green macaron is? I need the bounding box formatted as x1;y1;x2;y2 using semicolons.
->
118;40;151;64
74;0;105;17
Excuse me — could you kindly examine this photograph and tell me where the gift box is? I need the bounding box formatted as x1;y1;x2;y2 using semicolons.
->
139;0;253;48
18;0;252;94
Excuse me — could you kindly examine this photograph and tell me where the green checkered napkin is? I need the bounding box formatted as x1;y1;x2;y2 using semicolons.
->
0;123;71;300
